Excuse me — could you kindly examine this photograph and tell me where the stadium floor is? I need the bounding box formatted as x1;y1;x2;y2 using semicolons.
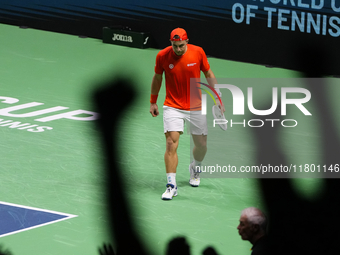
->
0;23;328;255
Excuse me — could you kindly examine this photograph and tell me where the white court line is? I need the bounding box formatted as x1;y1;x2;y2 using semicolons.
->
0;201;78;238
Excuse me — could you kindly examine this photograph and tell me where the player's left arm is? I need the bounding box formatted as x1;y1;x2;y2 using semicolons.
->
203;69;225;113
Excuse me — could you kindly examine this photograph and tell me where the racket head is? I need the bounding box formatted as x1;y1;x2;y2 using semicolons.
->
212;105;227;131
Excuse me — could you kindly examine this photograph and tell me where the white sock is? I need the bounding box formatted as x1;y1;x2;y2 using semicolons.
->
166;173;176;187
193;159;202;173
194;159;202;167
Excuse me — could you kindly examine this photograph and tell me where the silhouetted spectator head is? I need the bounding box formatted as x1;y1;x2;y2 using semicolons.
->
166;237;190;255
202;246;219;255
237;207;267;245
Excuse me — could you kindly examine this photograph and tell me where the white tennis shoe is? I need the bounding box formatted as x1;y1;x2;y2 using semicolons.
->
189;162;201;187
161;183;178;200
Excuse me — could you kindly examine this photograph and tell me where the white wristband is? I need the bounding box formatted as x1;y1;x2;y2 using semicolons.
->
215;88;222;98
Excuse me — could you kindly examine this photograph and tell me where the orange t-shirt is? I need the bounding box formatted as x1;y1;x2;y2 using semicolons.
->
154;44;210;111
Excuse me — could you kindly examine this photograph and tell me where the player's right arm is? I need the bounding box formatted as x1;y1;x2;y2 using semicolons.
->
150;73;162;117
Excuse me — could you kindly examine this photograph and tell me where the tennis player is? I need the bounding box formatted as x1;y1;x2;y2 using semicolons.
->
149;28;224;200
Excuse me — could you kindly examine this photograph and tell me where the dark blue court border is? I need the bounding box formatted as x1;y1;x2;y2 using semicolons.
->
0;201;77;237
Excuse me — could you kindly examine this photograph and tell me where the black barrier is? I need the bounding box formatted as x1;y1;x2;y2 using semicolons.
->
102;27;151;49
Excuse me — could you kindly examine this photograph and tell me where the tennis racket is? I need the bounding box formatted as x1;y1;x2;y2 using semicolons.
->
212;105;227;131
